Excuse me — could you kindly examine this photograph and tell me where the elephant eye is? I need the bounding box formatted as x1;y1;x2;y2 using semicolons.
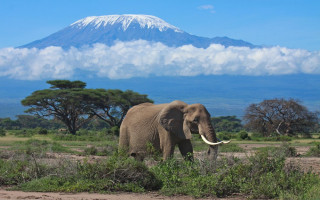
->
193;117;199;123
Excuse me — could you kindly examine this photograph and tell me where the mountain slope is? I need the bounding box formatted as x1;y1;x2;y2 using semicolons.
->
20;14;256;49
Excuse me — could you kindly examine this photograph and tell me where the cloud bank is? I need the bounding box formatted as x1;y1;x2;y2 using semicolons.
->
0;40;319;80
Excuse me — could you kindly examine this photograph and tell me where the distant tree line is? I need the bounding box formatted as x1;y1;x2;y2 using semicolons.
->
0;115;111;131
210;116;243;133
1;80;319;137
0;115;60;130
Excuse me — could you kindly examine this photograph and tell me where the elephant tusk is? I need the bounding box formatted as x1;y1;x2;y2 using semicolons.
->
201;135;222;146
217;137;231;144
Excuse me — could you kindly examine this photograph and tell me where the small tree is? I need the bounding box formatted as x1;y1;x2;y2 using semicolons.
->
244;98;319;137
0;128;5;136
21;80;94;135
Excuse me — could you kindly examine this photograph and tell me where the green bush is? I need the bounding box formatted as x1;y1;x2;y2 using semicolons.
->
37;127;48;135
97;144;118;156
14;129;36;137
306;142;320;157
15;152;162;192
217;132;233;140
0;128;5;136
0;159;33;185
110;126;120;136
52;134;101;141
273;135;292;141
298;182;320;200
77;129;90;136
12;128;50;137
0;153;52;185
255;142;297;158
151;144;316;198
252;135;292;142
238;131;250;140
11;139;73;156
83;146;98;155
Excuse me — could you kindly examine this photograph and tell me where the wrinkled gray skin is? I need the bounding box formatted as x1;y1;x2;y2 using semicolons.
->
119;100;220;161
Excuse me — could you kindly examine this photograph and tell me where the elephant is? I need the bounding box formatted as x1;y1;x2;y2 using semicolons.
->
119;100;230;161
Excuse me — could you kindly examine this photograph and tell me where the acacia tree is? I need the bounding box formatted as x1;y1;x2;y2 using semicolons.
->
88;89;153;127
21;80;95;135
244;98;319;137
21;80;153;134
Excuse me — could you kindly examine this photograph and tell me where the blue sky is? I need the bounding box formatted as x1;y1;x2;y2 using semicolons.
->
1;0;319;51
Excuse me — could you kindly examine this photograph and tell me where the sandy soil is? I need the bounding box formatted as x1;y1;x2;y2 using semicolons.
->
0;189;247;200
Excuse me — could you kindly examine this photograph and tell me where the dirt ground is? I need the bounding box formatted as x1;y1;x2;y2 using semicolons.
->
0;189;246;200
1;143;319;200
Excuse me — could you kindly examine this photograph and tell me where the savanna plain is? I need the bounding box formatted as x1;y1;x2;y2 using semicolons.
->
0;128;320;200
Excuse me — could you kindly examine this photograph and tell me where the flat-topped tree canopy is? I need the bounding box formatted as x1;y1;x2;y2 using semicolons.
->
21;80;153;134
47;80;86;89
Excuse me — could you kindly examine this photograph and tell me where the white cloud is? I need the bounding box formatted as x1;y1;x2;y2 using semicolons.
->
198;5;214;10
0;40;319;80
198;4;215;13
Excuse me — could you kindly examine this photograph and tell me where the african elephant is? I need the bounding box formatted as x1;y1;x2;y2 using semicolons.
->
119;100;230;160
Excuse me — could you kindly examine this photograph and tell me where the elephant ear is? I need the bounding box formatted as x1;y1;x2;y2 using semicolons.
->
159;101;192;140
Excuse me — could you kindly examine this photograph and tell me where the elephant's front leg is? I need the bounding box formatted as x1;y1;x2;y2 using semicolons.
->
159;130;177;160
178;140;193;161
162;143;176;160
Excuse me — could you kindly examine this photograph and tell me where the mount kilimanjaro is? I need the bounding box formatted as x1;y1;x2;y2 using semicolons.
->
20;14;256;49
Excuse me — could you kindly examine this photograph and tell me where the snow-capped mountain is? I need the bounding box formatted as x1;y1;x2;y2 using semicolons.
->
71;15;183;32
20;14;256;49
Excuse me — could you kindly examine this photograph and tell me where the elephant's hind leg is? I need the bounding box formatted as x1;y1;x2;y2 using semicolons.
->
119;126;130;153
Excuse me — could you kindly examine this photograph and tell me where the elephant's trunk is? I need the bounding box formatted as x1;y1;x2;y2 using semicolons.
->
198;120;220;145
198;120;230;160
199;120;230;145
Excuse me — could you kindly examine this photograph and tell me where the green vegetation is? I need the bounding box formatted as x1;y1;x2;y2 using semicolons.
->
211;116;243;133
6;139;74;155
237;130;251;140
152;151;319;199
306;142;320;157
1;152;161;192
219;143;244;152
0;128;5;136
254;142;297;157
1;140;319;199
251;134;293;142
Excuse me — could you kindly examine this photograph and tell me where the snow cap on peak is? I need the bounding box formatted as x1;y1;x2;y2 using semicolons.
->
71;14;183;32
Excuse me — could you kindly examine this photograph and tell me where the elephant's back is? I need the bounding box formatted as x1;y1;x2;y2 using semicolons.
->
125;103;167;119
